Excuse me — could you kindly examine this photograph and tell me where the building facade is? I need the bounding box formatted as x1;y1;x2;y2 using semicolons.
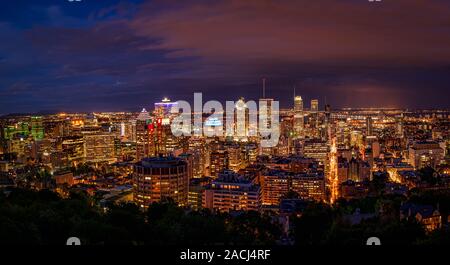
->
133;156;189;209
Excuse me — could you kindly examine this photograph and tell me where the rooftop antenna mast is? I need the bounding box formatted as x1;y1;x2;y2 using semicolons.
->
262;77;266;98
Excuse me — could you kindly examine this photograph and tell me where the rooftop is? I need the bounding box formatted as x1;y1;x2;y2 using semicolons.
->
137;156;187;168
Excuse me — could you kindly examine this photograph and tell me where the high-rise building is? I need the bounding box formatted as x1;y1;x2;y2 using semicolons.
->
348;158;371;182
133;156;189;209
396;114;404;138
209;150;229;178
337;157;349;184
243;142;258;164
154;97;178;119
259;78;275;133
259;98;274;130
61;136;85;166
3;122;29;140
408;141;445;169
203;170;261;212
261;169;325;205
311;99;319;113
135;109;152;161
120;120;136;142
188;177;210;210
309;99;320;137
294;96;303;112
43;117;65;139
303;139;329;166
7;137;33;162
83;133;116;163
232;97;251;140
30;116;44;140
151;122;179;156
372;140;381;158
178;153;194;180
225;143;244;172
324;104;331;123
350;130;364;148
188;137;207;178
261;170;290;206
291;173;325;202
294;96;304;138
366;116;373;137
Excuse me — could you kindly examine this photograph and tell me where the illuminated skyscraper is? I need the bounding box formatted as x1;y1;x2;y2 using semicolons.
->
133;156;189;208
61;136;85;166
294;96;303;114
153;121;179;156
311;99;319;113
243;142;258;164
233;97;251;140
310;99;320;136
225;142;243;172
259;98;274;129
294;96;304;138
154;97;178;119
350;130;364;148
261;170;290;206
135;108;152;161
188;137;207;178
30;116;44;140
209;150;229;178
83;133;116;163
3;122;29;140
291;173;325;202
303;139;329;164
259;78;274;131
259;80;276;155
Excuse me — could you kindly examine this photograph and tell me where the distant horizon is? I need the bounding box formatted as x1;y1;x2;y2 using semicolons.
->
1;104;449;117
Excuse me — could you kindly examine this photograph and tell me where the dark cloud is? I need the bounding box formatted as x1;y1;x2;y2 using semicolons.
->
0;0;450;113
131;0;450;65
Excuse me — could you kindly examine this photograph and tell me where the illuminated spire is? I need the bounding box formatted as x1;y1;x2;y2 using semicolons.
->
262;78;266;98
137;108;151;120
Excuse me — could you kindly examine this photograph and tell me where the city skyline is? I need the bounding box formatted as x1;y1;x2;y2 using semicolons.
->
2;0;450;113
3;0;450;253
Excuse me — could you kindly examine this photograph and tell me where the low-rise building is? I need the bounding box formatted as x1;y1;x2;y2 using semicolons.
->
203;170;260;212
261;169;325;205
400;203;442;232
408;141;444;169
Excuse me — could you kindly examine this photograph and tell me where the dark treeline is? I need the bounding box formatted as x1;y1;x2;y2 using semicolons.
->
1;188;450;245
0;188;281;245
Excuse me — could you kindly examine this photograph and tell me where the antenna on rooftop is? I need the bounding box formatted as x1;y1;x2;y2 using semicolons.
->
262;77;266;98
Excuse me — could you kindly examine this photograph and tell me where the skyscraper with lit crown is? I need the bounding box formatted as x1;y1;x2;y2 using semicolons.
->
311;99;319;113
294;95;304;138
135;108;152;160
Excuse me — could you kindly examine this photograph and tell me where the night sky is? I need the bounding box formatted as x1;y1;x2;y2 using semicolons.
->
1;0;450;114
